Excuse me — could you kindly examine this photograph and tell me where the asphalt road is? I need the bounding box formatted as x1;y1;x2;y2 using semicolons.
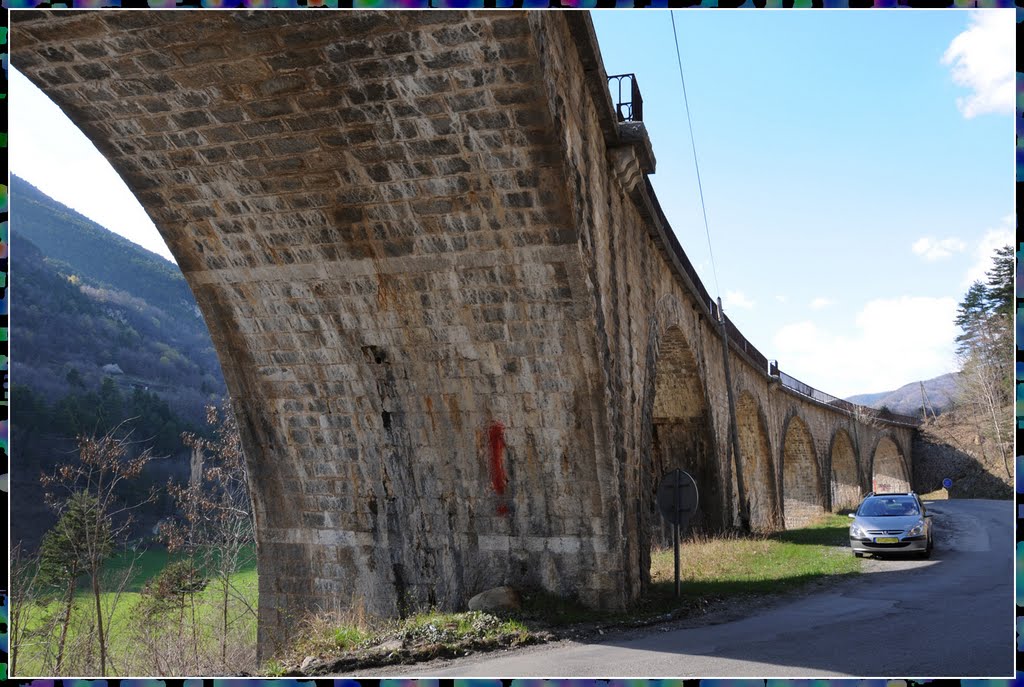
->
362;499;1014;678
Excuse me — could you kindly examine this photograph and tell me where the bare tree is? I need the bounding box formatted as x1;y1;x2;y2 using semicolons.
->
40;425;156;676
162;401;256;672
10;542;45;676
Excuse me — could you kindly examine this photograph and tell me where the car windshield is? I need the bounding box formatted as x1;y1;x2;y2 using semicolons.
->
858;497;919;517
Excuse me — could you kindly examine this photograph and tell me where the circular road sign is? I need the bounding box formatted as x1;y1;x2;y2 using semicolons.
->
942;477;953;489
656;469;699;525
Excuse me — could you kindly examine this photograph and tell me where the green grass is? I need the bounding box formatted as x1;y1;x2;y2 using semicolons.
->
392;609;529;644
276;605;535;674
103;545;258;592
648;514;859;602
333;626;370;650
14;547;259;676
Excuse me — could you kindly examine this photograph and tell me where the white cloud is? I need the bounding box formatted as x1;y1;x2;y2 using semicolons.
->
809;297;834;310
724;290;754;310
941;10;1014;118
911;236;967;261
772;296;959;398
963;214;1014;286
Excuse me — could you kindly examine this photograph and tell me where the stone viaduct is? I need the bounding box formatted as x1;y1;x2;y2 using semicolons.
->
13;9;919;653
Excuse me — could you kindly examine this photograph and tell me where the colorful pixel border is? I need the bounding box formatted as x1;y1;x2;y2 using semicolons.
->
1;0;1019;684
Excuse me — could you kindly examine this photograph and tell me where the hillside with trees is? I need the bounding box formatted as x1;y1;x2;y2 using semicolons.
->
912;244;1014;499
11;175;229;550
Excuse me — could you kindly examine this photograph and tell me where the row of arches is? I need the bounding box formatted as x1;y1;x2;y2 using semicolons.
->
647;324;911;536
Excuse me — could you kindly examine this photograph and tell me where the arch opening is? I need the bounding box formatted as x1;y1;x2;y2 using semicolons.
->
830;429;861;511
872;436;910;493
782;415;824;528
734;392;779;531
648;325;721;546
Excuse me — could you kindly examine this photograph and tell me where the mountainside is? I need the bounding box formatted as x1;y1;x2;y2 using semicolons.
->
11;174;196;323
12;174;226;411
11;174;229;550
846;372;959;417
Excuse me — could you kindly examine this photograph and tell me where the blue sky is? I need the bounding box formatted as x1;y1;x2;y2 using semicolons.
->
591;9;1014;397
10;9;1015;399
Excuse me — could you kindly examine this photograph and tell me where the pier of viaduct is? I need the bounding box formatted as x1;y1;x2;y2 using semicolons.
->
13;9;918;652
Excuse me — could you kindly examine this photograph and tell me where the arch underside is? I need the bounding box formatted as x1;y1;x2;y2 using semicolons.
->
873;437;910;494
649;325;720;543
735;392;778;531
830;429;860;511
782;415;824;528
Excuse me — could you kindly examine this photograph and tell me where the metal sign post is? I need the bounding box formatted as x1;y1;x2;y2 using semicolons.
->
656;469;699;598
673;479;680;597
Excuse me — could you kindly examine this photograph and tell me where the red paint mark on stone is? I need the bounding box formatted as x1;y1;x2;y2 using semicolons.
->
488;421;508;516
488;421;507;494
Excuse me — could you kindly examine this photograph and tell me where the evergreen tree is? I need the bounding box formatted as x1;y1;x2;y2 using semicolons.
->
954;281;992;357
41;427;156;676
38;491;111;674
952;244;1013;480
984;244;1014;319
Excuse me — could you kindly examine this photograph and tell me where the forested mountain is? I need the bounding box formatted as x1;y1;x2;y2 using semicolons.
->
12;174;225;415
12;174;196;323
11;174;228;550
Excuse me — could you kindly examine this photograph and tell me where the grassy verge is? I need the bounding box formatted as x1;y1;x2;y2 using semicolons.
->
277;514;860;675
646;513;859;603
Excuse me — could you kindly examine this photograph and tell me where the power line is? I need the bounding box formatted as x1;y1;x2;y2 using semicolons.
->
670;10;720;301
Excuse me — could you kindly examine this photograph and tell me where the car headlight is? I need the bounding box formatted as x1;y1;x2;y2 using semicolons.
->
906;521;925;537
850;523;867;538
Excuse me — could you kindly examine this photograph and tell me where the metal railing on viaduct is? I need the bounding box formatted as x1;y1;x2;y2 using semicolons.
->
608;73;920;430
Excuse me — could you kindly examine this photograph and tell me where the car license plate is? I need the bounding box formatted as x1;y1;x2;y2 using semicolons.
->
874;537;899;544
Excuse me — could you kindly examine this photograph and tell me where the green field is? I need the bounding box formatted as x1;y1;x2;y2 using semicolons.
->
13;547;258;677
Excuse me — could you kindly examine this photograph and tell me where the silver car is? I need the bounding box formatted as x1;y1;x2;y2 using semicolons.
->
848;492;933;559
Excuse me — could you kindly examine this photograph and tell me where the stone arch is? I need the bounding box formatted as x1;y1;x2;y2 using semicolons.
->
829;428;860;511
734;390;779;531
12;10;646;651
780;413;824;528
638;295;721;560
649;324;720;537
871;435;910;493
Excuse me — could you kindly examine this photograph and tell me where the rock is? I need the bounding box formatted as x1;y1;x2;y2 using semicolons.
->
468;585;521;612
299;655;317;672
378;638;404;654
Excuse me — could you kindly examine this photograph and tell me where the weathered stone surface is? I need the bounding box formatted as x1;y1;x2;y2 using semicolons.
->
11;9;916;658
467;586;521;612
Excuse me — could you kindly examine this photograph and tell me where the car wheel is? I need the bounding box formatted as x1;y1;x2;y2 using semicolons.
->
919;539;932;559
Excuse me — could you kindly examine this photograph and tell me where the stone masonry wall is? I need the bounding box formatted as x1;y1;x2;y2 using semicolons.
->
13;10;633;651
13;9;918;654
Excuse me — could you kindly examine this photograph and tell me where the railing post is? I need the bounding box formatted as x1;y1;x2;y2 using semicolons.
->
607;73;643;122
